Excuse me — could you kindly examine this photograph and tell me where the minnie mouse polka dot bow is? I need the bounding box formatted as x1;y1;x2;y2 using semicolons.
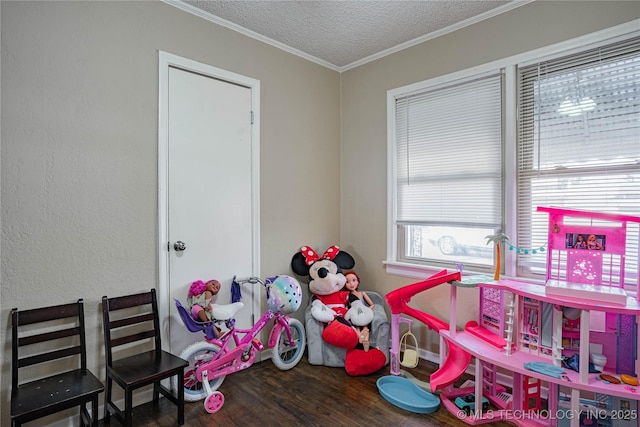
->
300;245;340;266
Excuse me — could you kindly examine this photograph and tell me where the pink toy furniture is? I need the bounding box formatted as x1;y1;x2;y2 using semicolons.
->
387;207;640;427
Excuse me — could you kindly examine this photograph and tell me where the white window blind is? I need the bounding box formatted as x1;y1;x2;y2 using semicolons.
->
395;73;503;228
516;36;640;280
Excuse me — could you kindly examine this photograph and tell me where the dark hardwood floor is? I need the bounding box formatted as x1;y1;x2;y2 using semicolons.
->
99;356;518;427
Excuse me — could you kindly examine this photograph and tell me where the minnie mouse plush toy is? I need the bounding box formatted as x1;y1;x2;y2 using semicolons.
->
291;245;385;376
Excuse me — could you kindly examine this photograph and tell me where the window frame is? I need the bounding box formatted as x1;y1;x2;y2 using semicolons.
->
385;21;640;280
391;71;506;274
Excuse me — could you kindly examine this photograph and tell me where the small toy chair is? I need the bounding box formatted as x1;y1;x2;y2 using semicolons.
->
400;330;419;368
305;291;390;367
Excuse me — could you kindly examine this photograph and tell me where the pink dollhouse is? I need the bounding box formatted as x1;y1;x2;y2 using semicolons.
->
387;207;640;427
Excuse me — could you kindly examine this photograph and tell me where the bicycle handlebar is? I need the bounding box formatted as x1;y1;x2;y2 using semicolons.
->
232;276;278;286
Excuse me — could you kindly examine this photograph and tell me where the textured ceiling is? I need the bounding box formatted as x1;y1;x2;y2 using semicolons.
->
175;0;527;71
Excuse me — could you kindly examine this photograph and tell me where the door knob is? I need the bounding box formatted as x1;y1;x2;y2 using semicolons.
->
174;241;187;252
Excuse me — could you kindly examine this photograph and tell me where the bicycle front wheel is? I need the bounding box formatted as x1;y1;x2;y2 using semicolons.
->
271;318;306;370
173;341;226;402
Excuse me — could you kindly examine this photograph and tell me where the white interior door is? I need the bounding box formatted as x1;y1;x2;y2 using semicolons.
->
158;53;261;354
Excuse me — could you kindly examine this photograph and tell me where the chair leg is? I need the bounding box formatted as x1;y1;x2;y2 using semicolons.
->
104;377;112;422
125;389;133;427
153;381;160;403
176;369;184;425
178;371;185;425
92;394;99;427
80;404;87;427
81;401;95;427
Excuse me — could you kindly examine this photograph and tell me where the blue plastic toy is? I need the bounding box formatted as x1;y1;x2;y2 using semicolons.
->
376;376;440;414
454;394;489;415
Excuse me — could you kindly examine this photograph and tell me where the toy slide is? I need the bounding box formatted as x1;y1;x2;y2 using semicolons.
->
464;320;509;349
386;270;472;391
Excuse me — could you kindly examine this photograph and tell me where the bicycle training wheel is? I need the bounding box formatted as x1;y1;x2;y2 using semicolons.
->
204;391;224;414
173;341;226;402
271;318;306;370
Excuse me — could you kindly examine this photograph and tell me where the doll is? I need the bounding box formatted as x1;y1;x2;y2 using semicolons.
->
587;234;603;250
573;234;586;249
344;271;375;351
187;279;222;336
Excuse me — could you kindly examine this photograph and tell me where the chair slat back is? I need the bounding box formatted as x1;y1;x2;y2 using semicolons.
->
102;289;162;367
11;299;87;392
19;346;83;369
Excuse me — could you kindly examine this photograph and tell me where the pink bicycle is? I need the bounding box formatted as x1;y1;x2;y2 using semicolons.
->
173;275;306;413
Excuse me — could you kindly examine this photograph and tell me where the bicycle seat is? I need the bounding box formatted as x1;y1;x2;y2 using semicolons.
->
175;299;210;332
175;298;232;341
211;302;244;320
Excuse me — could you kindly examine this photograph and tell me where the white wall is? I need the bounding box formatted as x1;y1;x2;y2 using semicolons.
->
1;1;340;424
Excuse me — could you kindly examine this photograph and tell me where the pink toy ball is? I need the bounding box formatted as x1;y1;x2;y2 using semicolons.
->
267;275;302;314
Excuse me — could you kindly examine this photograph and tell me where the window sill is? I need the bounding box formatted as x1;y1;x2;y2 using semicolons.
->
383;260;466;280
383;260;546;286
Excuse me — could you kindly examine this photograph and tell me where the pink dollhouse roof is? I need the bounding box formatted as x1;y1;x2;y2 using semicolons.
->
537;206;640;224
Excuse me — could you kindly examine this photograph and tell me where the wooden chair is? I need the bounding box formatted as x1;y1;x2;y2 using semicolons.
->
101;289;187;426
10;299;104;427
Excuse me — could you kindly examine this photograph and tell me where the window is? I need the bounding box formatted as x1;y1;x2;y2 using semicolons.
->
387;27;640;285
390;72;504;272
516;36;640;286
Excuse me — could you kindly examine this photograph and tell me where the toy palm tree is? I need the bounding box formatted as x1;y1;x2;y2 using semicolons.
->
485;233;509;280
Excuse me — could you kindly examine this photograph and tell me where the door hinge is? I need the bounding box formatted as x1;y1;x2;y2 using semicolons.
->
250;111;254;124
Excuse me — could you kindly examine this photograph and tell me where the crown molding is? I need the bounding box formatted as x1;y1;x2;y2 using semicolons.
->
339;0;534;72
163;0;533;73
162;0;341;71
